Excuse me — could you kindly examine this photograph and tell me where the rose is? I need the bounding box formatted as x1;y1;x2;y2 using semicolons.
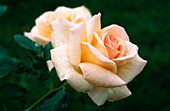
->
24;6;92;45
50;13;147;106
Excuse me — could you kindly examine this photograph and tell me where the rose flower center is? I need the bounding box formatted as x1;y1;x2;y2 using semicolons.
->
101;32;125;59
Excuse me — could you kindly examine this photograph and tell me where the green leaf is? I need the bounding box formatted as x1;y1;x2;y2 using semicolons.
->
14;34;42;56
0;5;7;17
0;46;9;57
33;89;66;111
50;68;61;88
39;71;50;81
0;83;26;99
0;56;12;78
33;60;46;70
43;42;52;61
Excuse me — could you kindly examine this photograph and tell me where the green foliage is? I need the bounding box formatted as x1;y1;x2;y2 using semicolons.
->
0;5;7;17
33;89;66;111
14;34;42;56
0;83;26;99
50;68;61;88
43;42;52;61
0;56;13;78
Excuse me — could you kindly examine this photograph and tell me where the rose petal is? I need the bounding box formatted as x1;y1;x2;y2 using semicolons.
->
107;85;131;102
87;87;108;106
36;11;57;38
72;6;92;24
91;32;109;57
51;45;93;92
24;26;50;45
100;25;130;41
113;41;138;65
46;60;54;71
81;42;117;73
79;63;125;88
105;43;120;59
86;13;101;43
117;54;147;83
69;22;85;67
55;6;92;25
50;18;75;48
24;34;50;45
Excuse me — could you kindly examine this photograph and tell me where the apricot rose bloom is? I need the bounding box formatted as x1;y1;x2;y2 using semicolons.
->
24;6;92;45
50;13;147;105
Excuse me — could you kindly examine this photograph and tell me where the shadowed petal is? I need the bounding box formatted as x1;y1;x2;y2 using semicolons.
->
107;85;131;102
87;87;108;106
117;54;147;83
69;23;84;67
47;60;54;71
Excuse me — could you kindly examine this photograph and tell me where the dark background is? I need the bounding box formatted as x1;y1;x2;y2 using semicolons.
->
0;0;170;111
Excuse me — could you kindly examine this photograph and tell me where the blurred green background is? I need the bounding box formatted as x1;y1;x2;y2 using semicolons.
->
0;0;170;111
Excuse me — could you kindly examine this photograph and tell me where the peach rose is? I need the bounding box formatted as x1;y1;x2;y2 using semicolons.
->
24;6;92;45
50;13;147;106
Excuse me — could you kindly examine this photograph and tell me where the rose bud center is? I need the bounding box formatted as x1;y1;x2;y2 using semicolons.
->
101;32;125;59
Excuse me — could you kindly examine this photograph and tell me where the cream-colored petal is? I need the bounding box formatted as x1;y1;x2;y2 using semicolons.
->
81;42;117;73
50;18;75;48
117;54;147;83
86;13;101;43
36;11;56;26
105;43;120;59
24;29;50;46
107;85;131;102
100;25;130;41
55;6;92;25
24;32;35;42
51;45;93;92
46;60;54;72
113;41;138;65
69;22;87;67
24;26;39;42
87;87;108;106
91;32;109;57
33;35;50;45
79;63;125;88
73;6;92;24
35;11;57;38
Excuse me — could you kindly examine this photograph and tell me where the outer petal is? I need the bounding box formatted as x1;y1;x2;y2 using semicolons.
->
91;32;109;58
100;25;130;41
81;42;117;73
50;18;75;48
35;11;57;38
24;26;50;45
117;54;147;83
69;22;86;67
73;6;92;24
79;63;125;88
107;85;131;102
47;60;54;71
55;6;92;25
87;87;108;106
86;13;101;43
51;45;93;92
113;41;138;65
